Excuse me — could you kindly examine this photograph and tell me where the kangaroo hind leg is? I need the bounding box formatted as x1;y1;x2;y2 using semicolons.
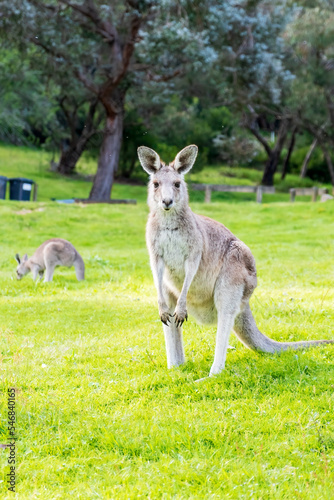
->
210;279;244;376
44;264;56;282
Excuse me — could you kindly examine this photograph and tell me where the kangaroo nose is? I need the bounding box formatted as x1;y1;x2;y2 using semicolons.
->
162;198;173;209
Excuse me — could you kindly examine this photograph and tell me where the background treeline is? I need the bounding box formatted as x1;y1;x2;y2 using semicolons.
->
0;0;334;199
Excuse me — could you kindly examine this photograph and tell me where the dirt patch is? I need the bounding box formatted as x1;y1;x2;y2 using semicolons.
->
15;207;45;215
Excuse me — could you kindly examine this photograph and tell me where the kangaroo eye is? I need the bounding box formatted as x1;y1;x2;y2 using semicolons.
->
174;182;181;188
153;182;159;189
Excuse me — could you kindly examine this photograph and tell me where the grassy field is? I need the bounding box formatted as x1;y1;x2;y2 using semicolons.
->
0;143;332;204
0;145;334;498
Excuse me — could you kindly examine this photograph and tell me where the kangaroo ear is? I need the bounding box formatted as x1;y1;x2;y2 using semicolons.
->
174;145;198;174
15;254;21;264
137;146;162;174
23;254;28;262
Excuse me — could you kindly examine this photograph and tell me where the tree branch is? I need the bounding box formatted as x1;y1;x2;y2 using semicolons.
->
58;96;78;144
31;37;66;61
31;33;100;95
121;12;141;79
59;0;117;44
244;115;272;156
274;118;289;153
325;92;334;131
300;138;317;179
281;125;297;180
145;68;183;82
75;69;100;95
305;121;334;185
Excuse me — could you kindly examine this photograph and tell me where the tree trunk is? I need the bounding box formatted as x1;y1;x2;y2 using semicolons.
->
281;126;297;180
89;111;123;200
305;122;334;185
261;120;288;186
56;98;100;175
57;136;91;175
320;144;334;185
300;138;317;178
261;152;281;186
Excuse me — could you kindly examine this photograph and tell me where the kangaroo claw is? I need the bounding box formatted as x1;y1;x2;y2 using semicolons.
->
172;308;188;328
160;312;172;325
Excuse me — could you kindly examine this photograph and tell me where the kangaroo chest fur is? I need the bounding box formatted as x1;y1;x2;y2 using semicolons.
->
149;211;197;283
156;226;190;277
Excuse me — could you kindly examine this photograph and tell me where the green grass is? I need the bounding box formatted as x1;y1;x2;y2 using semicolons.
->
190;164;330;191
0;144;146;202
0;197;333;499
1;143;332;205
0;145;334;498
189;165;333;204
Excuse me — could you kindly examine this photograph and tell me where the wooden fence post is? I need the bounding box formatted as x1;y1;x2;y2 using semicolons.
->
204;185;212;203
290;188;296;202
256;186;263;203
312;186;318;202
33;183;38;202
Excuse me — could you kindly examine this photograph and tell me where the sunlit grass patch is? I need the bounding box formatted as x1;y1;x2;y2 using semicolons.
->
0;186;334;497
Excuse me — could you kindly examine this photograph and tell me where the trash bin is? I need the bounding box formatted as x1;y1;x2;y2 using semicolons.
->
0;176;7;199
9;178;34;201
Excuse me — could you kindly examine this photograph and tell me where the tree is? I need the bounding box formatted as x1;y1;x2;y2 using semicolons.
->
54;89;104;176
243;112;290;185
0;47;58;146
1;0;147;198
2;0;218;198
300;138;317;178
0;40;104;175
284;1;334;184
125;0;296;185
281;125;298;180
194;0;295;185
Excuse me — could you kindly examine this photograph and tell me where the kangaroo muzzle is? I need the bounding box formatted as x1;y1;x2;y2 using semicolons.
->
162;198;173;210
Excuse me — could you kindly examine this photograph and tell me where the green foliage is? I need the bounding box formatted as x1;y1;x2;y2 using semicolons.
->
124;94;234;172
1;0;225;176
0;191;334;498
283;2;334;182
1;0;334;186
0;48;57;145
119;109;158;179
288;145;334;184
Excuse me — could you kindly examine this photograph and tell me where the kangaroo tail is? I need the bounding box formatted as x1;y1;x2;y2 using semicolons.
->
233;304;334;353
74;253;85;280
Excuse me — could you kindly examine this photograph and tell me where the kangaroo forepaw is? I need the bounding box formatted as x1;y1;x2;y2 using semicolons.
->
160;312;173;326
173;308;188;328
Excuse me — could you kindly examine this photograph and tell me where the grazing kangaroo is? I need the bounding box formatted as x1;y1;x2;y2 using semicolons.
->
138;144;334;377
15;238;85;282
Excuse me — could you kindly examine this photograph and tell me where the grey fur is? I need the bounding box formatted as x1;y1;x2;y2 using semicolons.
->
15;238;85;282
138;144;334;377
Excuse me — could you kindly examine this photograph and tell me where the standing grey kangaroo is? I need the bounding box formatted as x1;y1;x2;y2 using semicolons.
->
15;238;85;282
138;144;334;377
